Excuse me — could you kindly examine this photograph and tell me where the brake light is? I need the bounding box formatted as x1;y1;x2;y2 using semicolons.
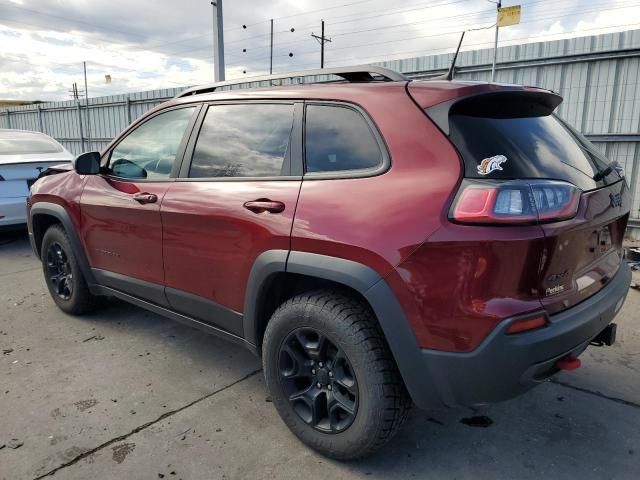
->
451;179;581;225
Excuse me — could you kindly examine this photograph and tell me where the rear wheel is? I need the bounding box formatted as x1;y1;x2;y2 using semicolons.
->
41;224;100;315
263;289;411;459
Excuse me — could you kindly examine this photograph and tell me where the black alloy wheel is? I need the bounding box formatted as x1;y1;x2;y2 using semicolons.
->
45;241;74;300
278;327;358;433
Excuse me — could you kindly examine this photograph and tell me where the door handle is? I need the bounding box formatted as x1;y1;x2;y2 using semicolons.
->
133;193;158;204
243;199;285;214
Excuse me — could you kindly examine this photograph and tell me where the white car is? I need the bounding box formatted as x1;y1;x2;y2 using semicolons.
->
0;129;74;227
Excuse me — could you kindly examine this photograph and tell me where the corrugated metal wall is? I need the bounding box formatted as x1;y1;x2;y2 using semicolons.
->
380;29;640;226
2;29;639;226
0;88;188;153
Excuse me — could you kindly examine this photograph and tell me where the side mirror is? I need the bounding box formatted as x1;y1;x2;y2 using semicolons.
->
74;151;101;175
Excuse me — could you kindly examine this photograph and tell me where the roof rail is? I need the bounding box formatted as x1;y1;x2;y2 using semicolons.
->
175;65;409;98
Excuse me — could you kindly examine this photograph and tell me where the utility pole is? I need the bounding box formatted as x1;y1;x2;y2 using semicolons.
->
69;82;83;100
311;20;331;68
211;0;225;81
490;0;501;82
269;19;274;74
69;83;85;151
83;61;92;148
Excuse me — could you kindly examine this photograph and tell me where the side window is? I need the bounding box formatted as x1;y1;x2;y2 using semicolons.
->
189;103;294;178
109;107;196;180
305;105;382;173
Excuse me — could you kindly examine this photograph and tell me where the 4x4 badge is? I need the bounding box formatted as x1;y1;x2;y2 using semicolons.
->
477;155;507;175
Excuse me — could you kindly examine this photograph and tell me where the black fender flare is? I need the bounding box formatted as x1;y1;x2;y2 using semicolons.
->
243;250;441;408
29;202;96;286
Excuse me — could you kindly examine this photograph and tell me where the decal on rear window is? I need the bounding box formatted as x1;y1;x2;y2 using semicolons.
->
477;155;507;176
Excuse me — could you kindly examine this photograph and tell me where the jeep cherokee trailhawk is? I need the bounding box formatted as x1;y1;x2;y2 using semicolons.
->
27;66;631;459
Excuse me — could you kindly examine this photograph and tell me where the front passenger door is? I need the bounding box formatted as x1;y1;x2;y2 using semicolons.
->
81;105;198;304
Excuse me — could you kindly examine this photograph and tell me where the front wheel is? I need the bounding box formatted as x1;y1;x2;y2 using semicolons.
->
263;289;411;460
41;224;100;315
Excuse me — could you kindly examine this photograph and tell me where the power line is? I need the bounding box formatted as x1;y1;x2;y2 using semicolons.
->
223;0;480;47
3;0;640;95
277;21;640;71
227;0;640;65
217;0;637;63
234;0;636;52
1;3;151;40
157;0;505;58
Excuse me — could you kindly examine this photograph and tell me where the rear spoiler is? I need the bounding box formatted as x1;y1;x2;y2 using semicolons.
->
424;90;563;135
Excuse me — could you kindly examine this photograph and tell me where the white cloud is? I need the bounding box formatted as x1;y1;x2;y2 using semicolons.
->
0;0;639;100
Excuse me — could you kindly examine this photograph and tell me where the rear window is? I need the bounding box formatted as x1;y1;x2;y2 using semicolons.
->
0;135;63;155
447;108;618;191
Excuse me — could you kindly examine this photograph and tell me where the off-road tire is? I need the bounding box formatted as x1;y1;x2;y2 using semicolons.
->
41;224;100;315
263;288;411;460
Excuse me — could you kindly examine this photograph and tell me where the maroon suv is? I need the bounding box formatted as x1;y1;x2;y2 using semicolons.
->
27;66;631;459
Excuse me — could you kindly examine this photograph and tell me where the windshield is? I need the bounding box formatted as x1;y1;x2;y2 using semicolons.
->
448;113;619;191
0;135;64;155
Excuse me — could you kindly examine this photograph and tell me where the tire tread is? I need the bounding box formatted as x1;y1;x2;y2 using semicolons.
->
263;288;411;459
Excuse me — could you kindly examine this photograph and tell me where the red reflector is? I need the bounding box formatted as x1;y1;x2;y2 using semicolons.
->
506;315;547;334
556;356;581;371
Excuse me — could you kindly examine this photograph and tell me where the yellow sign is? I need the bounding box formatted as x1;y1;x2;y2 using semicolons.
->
497;5;521;27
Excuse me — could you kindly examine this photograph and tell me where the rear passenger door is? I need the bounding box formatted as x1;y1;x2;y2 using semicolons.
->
161;101;303;336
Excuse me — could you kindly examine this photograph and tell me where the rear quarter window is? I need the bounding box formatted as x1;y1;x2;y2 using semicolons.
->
304;104;383;174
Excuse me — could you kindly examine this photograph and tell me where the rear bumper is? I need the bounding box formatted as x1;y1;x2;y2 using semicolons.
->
0;196;28;226
405;262;631;409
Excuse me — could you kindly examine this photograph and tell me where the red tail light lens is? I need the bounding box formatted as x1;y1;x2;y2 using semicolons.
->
451;179;581;225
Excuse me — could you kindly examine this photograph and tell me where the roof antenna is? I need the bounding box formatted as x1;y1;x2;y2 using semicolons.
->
434;30;465;81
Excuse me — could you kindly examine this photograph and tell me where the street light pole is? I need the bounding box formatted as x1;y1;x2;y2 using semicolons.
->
83;61;91;148
211;0;225;81
491;0;501;82
270;19;274;74
321;20;325;68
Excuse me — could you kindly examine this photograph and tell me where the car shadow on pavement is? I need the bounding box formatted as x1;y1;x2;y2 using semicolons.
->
3;230;638;479
326;383;638;478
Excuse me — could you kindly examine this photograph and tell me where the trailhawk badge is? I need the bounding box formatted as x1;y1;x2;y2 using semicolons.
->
477;155;507;175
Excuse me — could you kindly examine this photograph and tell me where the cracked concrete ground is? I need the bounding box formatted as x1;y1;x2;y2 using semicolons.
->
1;229;639;479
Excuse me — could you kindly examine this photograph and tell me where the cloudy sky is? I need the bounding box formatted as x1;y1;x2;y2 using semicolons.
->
1;0;639;101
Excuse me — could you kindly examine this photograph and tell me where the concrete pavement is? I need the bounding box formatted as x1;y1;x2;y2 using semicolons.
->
1;229;639;479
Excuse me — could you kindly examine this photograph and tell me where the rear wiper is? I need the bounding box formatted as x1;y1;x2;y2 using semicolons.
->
593;160;621;182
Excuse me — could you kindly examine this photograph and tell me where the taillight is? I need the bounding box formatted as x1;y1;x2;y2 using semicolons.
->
451;179;581;225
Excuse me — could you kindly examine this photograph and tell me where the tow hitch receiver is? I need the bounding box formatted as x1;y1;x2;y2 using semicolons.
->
591;323;617;347
556;356;581;371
